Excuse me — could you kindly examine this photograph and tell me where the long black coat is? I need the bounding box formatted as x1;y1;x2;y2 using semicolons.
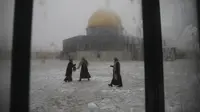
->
65;62;75;76
111;61;122;86
77;60;91;79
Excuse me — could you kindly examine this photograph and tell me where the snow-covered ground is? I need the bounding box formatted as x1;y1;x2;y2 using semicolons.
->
1;59;200;112
30;60;145;112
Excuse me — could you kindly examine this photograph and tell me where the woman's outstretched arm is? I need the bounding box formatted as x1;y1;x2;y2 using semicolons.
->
77;61;82;69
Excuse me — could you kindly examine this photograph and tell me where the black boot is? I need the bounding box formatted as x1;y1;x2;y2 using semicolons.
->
64;77;68;82
88;78;90;81
68;77;72;82
108;84;113;87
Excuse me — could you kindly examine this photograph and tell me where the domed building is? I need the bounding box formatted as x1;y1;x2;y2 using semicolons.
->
61;9;143;61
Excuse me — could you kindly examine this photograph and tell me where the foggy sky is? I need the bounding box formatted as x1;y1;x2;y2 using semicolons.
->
31;0;140;51
0;0;198;51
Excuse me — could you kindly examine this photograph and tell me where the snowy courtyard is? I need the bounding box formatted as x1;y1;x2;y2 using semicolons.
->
1;59;200;112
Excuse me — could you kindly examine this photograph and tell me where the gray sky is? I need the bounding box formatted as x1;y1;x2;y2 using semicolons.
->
0;0;198;51
31;0;140;51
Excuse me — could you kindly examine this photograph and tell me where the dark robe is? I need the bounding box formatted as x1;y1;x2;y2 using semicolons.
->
77;60;91;80
110;61;123;86
64;61;76;82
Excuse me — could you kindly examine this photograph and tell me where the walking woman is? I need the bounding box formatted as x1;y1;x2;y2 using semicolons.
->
108;57;123;87
77;57;91;81
64;59;76;82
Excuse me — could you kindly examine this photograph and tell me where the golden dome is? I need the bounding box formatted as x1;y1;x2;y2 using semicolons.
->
88;9;122;28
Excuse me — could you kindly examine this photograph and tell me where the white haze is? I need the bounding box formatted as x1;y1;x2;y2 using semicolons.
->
0;0;198;51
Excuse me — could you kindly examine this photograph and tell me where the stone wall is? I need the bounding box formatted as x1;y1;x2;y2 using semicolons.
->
98;51;131;61
62;47;178;61
31;52;60;59
63;35;125;53
66;50;132;61
63;36;178;61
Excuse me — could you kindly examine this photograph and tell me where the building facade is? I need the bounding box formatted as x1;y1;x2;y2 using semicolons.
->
61;8;144;61
61;8;176;61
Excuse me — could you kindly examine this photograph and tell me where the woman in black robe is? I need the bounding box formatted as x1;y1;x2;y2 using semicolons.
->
77;57;91;81
108;57;123;87
64;59;76;82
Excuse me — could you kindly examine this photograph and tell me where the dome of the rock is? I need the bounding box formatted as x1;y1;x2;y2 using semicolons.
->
61;8;144;61
88;9;122;28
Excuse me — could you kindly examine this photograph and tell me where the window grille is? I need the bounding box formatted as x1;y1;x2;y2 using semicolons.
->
9;0;200;112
